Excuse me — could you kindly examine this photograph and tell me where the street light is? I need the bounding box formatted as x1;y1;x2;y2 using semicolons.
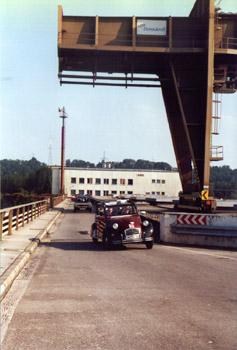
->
58;107;68;195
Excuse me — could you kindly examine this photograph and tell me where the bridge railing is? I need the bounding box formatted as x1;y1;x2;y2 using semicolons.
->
218;37;237;50
0;200;50;240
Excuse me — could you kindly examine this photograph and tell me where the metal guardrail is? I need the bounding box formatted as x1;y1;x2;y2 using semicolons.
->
171;223;237;237
50;195;65;208
219;37;237;50
210;145;223;161
0;195;66;240
0;200;49;240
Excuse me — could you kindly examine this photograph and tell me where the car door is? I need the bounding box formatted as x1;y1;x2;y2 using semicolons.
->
96;207;106;240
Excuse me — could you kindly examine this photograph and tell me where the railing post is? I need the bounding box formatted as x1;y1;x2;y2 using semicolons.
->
34;204;36;219
16;208;19;230
22;207;25;227
0;212;3;241
8;210;13;235
31;204;33;221
27;206;29;223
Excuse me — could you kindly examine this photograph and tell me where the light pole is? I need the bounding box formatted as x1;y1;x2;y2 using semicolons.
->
58;107;68;195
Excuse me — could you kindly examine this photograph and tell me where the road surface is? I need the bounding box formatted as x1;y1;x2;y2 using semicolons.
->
2;204;237;350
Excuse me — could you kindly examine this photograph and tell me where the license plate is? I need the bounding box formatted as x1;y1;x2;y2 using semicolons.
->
126;233;140;240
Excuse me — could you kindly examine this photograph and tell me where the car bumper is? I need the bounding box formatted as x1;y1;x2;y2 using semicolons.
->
74;205;91;210
111;232;153;245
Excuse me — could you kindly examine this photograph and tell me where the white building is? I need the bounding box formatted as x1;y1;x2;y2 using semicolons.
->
51;166;182;198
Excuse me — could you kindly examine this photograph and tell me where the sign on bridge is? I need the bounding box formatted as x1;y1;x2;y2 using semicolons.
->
177;214;207;225
137;19;167;36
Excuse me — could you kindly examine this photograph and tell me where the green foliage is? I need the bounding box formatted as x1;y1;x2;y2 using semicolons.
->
210;166;237;199
1;158;51;195
66;159;95;168
67;158;172;170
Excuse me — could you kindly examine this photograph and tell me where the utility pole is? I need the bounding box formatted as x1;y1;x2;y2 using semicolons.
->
58;107;68;195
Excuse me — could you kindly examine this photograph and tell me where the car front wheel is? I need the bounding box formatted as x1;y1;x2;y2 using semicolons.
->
92;227;98;243
102;233;112;250
145;241;153;249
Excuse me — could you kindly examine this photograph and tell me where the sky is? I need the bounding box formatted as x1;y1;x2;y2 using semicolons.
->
0;0;236;168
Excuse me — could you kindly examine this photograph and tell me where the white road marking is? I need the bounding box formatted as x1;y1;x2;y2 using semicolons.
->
161;245;237;261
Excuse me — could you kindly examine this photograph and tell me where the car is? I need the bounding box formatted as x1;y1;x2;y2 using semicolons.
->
91;200;154;249
74;195;92;212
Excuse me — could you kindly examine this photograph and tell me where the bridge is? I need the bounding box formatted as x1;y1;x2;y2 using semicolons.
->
1;199;237;349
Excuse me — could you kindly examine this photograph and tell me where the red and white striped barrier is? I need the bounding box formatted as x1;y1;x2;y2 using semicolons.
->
177;214;207;225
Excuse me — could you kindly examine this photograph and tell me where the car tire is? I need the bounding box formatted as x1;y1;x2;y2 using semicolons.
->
145;241;153;249
102;233;112;250
92;228;98;243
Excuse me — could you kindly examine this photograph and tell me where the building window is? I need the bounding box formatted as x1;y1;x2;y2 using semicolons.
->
95;178;101;185
128;179;133;186
157;179;160;183
95;190;101;196
162;192;165;196
87;190;93;196
112;179;117;185
127;191;133;195
111;191;117;195
103;190;109;196
146;192;150;195
152;192;155;195
152;179;156;183
71;177;76;184
79;178;84;184
104;178;109;185
71;189;76;195
162;180;166;184
79;190;84;195
87;178;93;184
120;179;125;185
157;191;160;195
120;191;125;195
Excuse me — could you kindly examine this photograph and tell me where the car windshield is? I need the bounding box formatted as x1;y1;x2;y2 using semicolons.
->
76;197;88;203
105;205;137;217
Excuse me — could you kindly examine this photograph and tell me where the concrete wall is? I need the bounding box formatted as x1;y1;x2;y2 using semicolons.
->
160;212;237;248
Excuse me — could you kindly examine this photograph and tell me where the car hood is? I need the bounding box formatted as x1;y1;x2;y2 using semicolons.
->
107;215;141;230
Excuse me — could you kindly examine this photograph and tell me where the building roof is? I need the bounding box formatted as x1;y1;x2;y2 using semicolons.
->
51;166;178;174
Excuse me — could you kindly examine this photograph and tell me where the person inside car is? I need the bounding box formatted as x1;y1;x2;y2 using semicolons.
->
121;206;131;215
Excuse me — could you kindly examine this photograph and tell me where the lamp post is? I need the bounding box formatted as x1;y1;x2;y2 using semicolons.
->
58;107;68;195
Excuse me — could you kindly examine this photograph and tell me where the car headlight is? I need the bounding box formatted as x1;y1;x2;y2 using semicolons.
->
143;220;149;227
113;223;118;230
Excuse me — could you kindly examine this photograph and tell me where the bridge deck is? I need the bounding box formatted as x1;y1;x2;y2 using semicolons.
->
1;200;237;349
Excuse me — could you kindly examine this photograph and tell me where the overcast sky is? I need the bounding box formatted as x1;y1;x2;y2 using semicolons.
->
0;0;236;168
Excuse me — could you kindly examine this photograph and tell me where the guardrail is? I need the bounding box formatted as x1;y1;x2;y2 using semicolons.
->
0;200;49;240
50;195;65;208
219;37;237;50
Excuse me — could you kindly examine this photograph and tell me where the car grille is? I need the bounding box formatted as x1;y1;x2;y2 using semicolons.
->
125;228;140;236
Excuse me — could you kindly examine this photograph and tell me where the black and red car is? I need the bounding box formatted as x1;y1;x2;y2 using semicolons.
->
91;200;154;249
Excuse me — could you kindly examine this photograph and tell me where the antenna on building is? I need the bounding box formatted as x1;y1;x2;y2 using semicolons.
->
101;151;107;168
48;138;53;166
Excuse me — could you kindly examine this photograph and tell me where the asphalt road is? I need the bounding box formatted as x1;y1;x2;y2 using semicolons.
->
2;204;237;350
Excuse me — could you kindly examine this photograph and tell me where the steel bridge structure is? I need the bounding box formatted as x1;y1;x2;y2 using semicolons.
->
57;0;237;211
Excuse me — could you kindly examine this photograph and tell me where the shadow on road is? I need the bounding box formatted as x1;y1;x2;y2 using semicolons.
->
40;240;148;252
40;240;114;252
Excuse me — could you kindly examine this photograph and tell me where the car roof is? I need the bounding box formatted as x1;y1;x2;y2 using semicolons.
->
104;200;133;207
